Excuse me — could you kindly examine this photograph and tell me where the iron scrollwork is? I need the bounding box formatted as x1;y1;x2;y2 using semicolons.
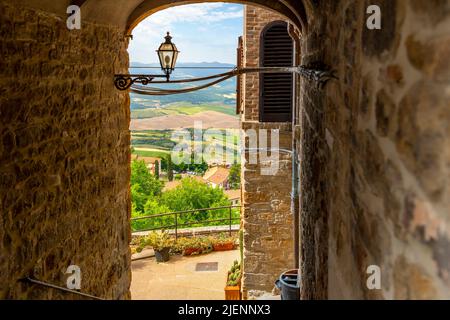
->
114;75;159;91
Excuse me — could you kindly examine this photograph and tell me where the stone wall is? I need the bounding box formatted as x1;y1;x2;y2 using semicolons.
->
241;6;295;299
241;122;294;299
0;1;131;299
298;0;450;299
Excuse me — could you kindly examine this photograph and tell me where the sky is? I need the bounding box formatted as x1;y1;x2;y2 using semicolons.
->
128;3;244;65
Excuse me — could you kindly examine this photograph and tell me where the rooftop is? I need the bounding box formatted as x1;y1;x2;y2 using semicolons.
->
203;167;230;185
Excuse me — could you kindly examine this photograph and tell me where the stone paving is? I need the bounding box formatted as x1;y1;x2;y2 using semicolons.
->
131;250;240;300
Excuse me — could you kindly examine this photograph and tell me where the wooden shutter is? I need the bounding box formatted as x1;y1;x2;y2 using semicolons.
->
260;22;293;122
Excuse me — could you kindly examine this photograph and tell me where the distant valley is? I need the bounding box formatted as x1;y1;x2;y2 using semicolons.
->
129;62;240;162
130;62;237;115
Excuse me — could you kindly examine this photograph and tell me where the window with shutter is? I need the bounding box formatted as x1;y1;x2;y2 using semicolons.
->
260;21;293;122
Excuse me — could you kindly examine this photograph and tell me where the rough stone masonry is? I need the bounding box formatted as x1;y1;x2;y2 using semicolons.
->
298;0;450;299
0;1;131;299
240;5;296;299
0;0;449;300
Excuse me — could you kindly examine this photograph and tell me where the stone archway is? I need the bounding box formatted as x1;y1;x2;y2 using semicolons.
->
124;0;307;33
2;0;450;301
124;1;304;299
0;0;308;300
69;0;308;33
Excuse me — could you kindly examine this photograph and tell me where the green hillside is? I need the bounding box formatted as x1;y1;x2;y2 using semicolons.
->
129;62;237;119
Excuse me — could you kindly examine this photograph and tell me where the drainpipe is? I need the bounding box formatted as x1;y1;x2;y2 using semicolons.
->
288;22;301;271
291;148;300;270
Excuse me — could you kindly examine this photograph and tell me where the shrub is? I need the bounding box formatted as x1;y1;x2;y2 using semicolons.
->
174;237;213;255
140;230;174;251
213;233;237;246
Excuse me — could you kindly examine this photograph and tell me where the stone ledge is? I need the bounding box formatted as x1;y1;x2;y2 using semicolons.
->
241;121;292;132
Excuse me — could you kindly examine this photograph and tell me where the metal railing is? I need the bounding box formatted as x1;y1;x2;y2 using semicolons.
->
131;205;241;239
22;277;104;300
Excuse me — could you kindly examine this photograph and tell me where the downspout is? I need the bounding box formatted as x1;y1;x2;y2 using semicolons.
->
288;23;301;271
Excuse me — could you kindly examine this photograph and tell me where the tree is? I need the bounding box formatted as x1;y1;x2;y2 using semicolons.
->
130;159;163;215
131;159;163;197
144;199;172;229
154;160;160;180
130;184;148;213
167;156;174;182
161;157;208;175
161;178;229;223
130;199;171;231
228;162;241;189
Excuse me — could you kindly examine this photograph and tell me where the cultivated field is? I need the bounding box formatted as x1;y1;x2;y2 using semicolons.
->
130;111;240;130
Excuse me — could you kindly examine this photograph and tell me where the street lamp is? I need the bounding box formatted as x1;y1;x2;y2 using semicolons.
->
114;32;179;90
157;32;179;79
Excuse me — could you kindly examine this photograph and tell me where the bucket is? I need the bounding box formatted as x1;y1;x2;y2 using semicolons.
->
275;269;300;300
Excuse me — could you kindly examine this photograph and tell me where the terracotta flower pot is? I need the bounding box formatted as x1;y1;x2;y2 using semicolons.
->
213;242;235;251
225;285;241;300
225;271;241;300
183;247;203;256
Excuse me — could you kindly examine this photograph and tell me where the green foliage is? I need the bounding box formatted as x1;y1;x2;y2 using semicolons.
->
139;231;175;251
161;157;209;176
131;184;149;213
130;160;164;229
214;233;237;246
131;102;237;119
161;178;229;222
154;160;160;180
131;160;163;197
172;237;214;255
167;157;174;182
227;260;242;286
130;159;240;232
131;148;170;159
131;199;172;231
133;233;238;257
228;162;241;189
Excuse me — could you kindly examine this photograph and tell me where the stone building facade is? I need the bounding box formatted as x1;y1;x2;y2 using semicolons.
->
0;0;449;300
239;6;296;298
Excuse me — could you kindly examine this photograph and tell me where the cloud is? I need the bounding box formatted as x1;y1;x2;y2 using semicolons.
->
135;3;243;34
129;3;243;64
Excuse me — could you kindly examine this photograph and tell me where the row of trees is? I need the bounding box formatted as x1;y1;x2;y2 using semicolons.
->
160;157;209;176
131;160;238;231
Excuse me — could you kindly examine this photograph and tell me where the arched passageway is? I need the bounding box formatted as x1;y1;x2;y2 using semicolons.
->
1;0;450;300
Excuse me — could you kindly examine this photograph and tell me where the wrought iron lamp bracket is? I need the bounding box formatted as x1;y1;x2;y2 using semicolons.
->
114;74;169;91
114;63;336;92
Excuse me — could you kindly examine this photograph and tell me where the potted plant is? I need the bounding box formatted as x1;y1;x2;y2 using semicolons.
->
182;237;212;256
176;237;203;256
213;234;236;252
143;230;174;262
225;260;241;300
